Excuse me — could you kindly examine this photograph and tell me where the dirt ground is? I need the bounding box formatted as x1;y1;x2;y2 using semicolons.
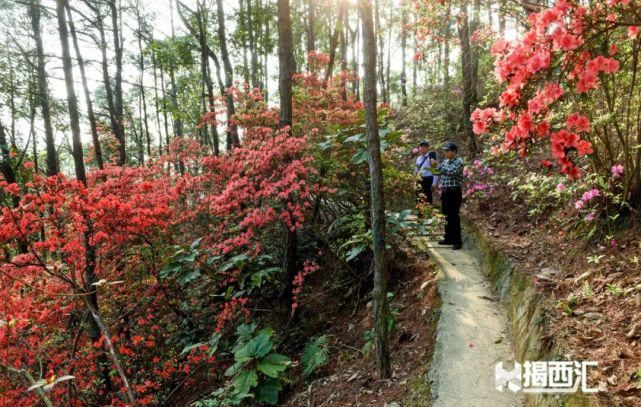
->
464;200;641;406
282;245;440;406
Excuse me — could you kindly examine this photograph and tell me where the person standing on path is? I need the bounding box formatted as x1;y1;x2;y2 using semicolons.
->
431;142;464;250
414;140;439;204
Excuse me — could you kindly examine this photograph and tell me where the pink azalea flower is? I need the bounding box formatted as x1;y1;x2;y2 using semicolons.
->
611;164;624;178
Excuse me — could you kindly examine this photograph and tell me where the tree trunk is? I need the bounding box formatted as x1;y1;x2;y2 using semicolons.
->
307;0;316;61
412;21;417;96
247;0;259;87
151;40;164;153
169;0;183;140
374;0;387;104
93;3;119;160
443;2;451;88
400;7;407;107
109;0;126;165
135;3;151;159
277;0;298;308
216;0;240;148
385;1;392;103
351;24;360;100
458;1;479;156
324;4;345;85
65;2;103;169
240;0;250;85
499;0;506;35
340;10;348;100
29;0;58;176
56;0;86;185
360;0;390;379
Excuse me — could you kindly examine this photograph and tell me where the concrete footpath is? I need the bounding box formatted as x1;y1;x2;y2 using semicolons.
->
425;241;523;407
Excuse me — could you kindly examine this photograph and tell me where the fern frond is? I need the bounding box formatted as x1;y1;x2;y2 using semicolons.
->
301;335;330;377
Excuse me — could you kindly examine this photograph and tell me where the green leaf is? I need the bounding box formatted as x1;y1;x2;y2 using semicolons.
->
257;353;291;378
233;370;258;396
351;149;369;165
345;245;366;262
344;134;364;143
248;334;273;358
181;342;206;356
254;378;282;405
234;333;272;362
190;237;203;250
236;324;256;338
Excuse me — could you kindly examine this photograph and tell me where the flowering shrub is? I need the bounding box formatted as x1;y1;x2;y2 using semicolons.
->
463;159;496;200
470;0;641;207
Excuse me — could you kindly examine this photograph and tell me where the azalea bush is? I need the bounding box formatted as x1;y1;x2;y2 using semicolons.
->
471;0;641;208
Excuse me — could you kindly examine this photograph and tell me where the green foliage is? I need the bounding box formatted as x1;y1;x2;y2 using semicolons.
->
301;335;330;377
223;323;291;405
508;172;569;219
363;292;399;355
557;293;579;316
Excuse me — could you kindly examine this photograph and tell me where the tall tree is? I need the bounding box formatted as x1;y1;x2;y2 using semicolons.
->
247;0;259;87
65;2;104;169
109;0;126;165
134;2;151;160
360;0;390;379
307;0;316;60
374;0;387;104
458;0;479;155
216;0;240;148
443;2;451;88
400;6;407;107
276;0;298;307
28;0;58;176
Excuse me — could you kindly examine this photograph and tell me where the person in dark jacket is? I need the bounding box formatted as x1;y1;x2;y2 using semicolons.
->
431;142;464;250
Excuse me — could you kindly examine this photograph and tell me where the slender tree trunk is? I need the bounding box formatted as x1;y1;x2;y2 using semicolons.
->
65;2;103;169
340;10;348;100
151;42;164;153
458;1;479;155
374;0;387;104
360;0;390;380
277;0;298;308
216;0;240;148
264;14;270;101
247;0;258;87
29;0;58;176
443;2;451;88
159;58;171;154
307;0;316;62
109;0;126;165
169;0;182;140
499;0;506;35
93;3;119;160
324;4;345;85
351;24;360;100
28;76;39;173
240;0;250;85
400;7;407;107
135;3;151;159
412;21;417;96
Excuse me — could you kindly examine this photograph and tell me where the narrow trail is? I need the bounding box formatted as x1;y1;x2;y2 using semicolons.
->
425;241;524;407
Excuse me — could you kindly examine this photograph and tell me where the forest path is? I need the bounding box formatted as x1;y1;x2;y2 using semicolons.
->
425;241;523;407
